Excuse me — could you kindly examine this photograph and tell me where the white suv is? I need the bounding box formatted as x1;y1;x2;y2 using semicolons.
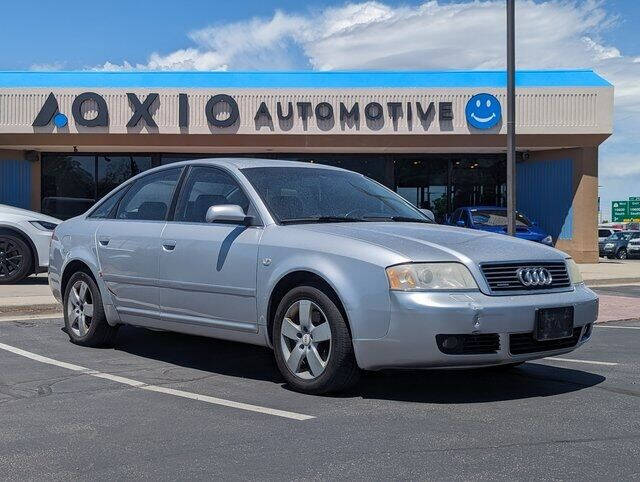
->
0;204;60;283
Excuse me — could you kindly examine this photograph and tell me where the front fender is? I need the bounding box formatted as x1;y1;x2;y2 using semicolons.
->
257;245;394;346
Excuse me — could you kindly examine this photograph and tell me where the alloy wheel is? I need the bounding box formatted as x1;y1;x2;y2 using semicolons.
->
0;237;24;279
67;280;94;337
280;299;332;380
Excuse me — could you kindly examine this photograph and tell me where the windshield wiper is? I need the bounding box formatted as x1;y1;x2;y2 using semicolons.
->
363;215;432;223
280;216;365;225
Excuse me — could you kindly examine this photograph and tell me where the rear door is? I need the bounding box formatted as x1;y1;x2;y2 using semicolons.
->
158;166;261;333
96;167;182;325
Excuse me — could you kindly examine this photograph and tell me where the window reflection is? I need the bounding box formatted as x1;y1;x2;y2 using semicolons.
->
97;155;151;198
42;155;96;219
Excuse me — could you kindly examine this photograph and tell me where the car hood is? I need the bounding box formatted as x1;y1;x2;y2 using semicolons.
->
295;222;565;264
0;204;61;224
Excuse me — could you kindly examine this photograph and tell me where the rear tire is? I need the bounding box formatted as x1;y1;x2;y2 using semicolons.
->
273;286;360;394
0;234;32;284
63;271;118;347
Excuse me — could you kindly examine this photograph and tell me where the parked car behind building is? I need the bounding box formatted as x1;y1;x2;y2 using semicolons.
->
447;206;553;245
600;231;640;259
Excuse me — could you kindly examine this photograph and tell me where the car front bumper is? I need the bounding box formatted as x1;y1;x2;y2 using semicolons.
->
352;284;598;370
627;245;640;256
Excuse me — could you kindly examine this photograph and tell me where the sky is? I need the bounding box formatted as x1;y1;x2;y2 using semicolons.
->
2;0;639;219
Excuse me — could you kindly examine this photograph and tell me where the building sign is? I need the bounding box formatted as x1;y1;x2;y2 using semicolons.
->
465;93;501;129
611;199;640;222
29;90;484;134
629;198;640;219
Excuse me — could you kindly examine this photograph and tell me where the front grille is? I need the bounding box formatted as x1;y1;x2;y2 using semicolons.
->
480;261;571;293
436;333;500;355
509;327;581;355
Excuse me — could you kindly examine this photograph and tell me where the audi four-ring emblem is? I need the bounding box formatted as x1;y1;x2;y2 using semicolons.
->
516;267;553;287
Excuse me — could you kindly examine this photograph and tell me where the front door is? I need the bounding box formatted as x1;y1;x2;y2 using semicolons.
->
158;166;261;333
96;167;182;325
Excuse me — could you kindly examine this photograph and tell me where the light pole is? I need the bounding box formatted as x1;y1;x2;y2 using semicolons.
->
506;0;516;236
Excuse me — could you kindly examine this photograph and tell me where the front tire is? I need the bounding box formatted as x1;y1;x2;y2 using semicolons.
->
617;248;628;260
63;271;118;347
273;286;360;394
0;234;32;284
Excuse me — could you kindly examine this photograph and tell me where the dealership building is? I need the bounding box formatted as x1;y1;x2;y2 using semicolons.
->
0;70;612;262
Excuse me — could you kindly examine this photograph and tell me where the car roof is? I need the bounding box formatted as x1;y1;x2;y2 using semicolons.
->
164;157;346;171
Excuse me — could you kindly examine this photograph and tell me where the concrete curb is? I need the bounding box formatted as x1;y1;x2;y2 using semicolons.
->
0;303;62;318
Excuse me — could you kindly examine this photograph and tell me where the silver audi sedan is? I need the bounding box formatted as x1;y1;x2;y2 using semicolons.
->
49;158;598;394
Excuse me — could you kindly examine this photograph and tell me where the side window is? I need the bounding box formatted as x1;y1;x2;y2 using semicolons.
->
89;187;128;219
174;167;250;223
116;168;181;221
598;229;609;238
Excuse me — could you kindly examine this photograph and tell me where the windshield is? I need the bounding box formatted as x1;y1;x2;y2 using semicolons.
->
470;209;531;227
241;166;431;224
607;232;636;241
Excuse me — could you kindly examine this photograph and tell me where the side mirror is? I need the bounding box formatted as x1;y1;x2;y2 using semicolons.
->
205;204;249;224
419;208;435;222
456;220;466;227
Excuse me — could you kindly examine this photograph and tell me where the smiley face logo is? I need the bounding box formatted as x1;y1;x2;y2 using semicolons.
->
465;93;501;129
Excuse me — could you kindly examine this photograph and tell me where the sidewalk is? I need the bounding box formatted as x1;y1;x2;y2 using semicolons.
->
1;261;639;321
578;259;640;285
0;274;60;318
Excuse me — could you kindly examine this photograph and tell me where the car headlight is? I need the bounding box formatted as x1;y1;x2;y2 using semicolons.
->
29;220;58;231
565;258;583;284
386;262;478;291
605;243;614;248
541;235;553;245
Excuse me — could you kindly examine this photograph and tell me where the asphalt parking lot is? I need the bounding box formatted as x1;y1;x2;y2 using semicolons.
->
1;315;639;480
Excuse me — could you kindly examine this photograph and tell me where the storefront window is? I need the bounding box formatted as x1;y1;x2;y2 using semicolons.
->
97;155;152;198
284;155;390;187
42;155;96;219
41;152;507;223
395;156;449;223
450;156;506;211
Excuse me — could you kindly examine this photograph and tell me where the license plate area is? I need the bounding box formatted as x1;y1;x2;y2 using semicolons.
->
535;306;574;341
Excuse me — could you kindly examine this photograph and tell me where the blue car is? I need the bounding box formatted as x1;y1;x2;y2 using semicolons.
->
448;206;553;245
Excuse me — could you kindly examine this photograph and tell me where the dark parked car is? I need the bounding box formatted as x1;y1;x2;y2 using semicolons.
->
447;206;553;245
600;231;640;259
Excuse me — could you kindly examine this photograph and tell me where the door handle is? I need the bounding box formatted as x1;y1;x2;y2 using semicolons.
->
162;240;177;251
98;237;110;246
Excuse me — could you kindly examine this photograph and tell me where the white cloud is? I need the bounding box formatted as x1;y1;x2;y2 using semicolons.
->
71;1;640;218
30;61;67;71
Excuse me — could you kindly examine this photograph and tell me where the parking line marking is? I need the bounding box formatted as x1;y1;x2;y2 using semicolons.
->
597;325;640;330
0;342;315;421
546;357;618;366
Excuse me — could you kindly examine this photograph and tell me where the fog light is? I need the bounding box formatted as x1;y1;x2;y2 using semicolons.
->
442;336;460;350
